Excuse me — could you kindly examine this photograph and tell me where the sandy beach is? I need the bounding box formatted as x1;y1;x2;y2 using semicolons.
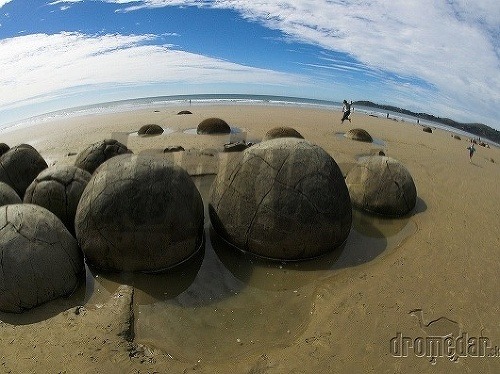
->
1;104;500;373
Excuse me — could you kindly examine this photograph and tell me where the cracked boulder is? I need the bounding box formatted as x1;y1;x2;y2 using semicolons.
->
0;143;9;157
138;124;163;136
345;156;417;217
74;139;132;174
344;128;373;142
24;165;92;234
0;182;21;206
263;126;304;141
0;144;48;198
209;138;352;260
0;204;84;313
75;154;204;272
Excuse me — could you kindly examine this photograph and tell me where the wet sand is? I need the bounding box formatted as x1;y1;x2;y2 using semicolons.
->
1;104;500;373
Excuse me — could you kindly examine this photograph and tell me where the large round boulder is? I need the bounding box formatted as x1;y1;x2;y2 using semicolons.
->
345;128;373;142
74;139;132;174
0;204;84;313
75;154;204;272
197;118;230;134
263;126;304;141
345;156;417;217
24;165;92;234
209;138;352;260
0;144;48;197
138;124;164;136
0;182;21;206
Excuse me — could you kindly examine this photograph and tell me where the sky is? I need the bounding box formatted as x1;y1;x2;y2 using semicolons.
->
0;0;499;129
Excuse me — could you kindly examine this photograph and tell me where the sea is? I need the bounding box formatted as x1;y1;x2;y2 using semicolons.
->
1;94;496;146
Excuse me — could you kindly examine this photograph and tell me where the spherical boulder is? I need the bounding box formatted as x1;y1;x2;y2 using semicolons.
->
75;154;204;272
24;165;92;234
138;124;164;136
345;128;373;142
345;156;417;217
0;204;84;313
197;118;230;134
209;138;352;260
0;144;48;197
0;182;21;206
74;139;132;174
263;126;304;141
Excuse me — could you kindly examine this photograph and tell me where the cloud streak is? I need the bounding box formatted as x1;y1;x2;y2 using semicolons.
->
0;31;305;110
91;0;499;125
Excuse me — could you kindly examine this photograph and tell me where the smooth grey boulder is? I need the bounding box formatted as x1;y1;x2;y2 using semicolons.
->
0;182;21;206
344;128;373;142
0;204;84;313
75;154;204;272
209;138;352;260
74;139;132;174
0;144;48;197
197;118;230;134
263;126;303;141
24;165;91;234
345;156;417;217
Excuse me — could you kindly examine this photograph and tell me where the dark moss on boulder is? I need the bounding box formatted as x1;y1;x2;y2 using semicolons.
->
0;182;21;206
209;138;352;260
24;165;91;234
138;124;164;136
344;128;373;142
74;139;132;174
0;144;48;197
346;156;417;217
0;143;9;157
75;154;204;272
0;204;84;313
263;126;304;141
197;118;230;134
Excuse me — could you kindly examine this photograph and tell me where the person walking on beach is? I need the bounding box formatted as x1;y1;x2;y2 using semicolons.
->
341;100;352;124
467;142;476;162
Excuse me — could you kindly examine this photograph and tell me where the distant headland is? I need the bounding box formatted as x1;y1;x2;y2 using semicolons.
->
354;100;500;144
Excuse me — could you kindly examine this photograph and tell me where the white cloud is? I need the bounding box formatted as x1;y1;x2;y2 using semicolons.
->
0;32;305;111
0;0;12;9
87;0;499;125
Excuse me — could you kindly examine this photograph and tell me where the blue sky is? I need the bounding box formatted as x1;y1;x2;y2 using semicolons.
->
0;0;499;129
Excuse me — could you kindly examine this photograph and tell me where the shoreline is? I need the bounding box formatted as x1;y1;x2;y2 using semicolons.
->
1;104;499;373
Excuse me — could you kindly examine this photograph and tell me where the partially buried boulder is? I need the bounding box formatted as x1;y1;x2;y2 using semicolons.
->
223;141;249;152
345;128;373;142
75;154;204;272
0;204;84;313
24;165;92;234
263;126;304;141
138;124;164;136
197;118;230;134
209;138;352;260
74;139;131;174
177;110;192;115
0;182;21;206
0;144;48;197
422;127;433;133
345;156;417;217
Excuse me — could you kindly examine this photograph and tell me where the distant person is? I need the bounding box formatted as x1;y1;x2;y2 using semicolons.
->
341;100;352;124
467;142;476;162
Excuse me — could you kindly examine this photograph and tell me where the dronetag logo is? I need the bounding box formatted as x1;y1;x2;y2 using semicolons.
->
390;332;500;363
